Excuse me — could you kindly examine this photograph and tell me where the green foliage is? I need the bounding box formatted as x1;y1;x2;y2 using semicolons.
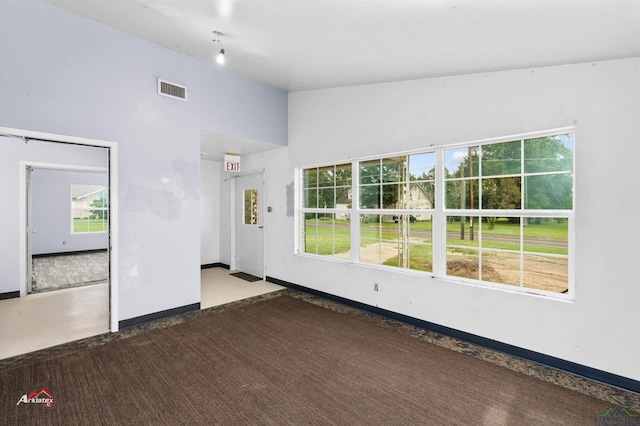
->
89;197;108;220
446;135;573;214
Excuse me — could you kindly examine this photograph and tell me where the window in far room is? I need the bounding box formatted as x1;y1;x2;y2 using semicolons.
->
71;184;108;233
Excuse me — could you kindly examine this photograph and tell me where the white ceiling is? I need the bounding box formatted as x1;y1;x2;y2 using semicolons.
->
41;0;640;159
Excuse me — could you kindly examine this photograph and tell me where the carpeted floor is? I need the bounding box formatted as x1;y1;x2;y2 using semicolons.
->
31;250;108;293
1;291;638;425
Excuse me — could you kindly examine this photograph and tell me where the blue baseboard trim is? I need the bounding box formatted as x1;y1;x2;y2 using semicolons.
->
0;291;20;300
119;302;200;329
201;263;229;270
266;276;640;395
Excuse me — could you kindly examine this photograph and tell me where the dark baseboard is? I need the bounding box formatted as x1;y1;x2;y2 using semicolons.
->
118;302;200;329
201;263;230;270
266;276;640;395
33;248;108;258
0;291;20;300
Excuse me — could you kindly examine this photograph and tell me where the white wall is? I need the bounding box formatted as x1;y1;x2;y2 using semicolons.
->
200;160;220;265
32;169;109;255
0;138;109;291
0;0;287;321
256;58;640;382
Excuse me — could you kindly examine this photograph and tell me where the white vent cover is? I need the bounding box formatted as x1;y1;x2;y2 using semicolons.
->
157;79;187;101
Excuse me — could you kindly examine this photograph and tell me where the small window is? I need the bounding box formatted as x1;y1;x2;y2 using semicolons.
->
244;189;259;225
72;184;108;233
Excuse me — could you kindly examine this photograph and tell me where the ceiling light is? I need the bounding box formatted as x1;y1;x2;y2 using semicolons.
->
216;48;225;65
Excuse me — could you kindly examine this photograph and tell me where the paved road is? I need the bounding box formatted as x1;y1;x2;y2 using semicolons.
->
310;222;567;249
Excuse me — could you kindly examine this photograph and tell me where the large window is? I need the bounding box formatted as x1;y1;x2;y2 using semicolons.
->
71;184;108;233
302;164;352;258
298;130;574;298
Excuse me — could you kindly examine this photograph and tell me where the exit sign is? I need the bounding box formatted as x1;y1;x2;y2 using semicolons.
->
224;154;240;172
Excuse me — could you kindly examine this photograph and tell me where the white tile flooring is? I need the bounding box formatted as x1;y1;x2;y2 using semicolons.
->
0;268;284;360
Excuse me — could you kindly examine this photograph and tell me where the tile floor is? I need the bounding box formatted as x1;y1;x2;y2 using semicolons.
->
0;267;283;360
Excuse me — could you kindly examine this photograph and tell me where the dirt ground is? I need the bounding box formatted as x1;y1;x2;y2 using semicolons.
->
338;242;568;293
448;250;568;293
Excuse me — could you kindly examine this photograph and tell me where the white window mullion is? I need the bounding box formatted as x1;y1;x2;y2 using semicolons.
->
433;147;446;277
351;161;360;263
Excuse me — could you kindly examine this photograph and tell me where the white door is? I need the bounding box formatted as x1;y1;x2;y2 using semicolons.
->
234;173;264;278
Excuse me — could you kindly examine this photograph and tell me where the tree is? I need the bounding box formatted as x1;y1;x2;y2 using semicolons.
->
89;197;108;220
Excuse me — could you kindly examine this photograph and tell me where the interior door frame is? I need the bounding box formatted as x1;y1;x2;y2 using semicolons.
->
2;126;120;332
228;169;265;278
23;162;109;294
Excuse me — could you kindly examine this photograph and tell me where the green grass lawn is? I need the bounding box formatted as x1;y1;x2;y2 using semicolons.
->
305;217;568;257
73;219;108;233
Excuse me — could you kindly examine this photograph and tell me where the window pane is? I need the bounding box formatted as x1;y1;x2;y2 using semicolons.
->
360;214;382;264
447;249;479;280
335;163;352;187
318;166;334;187
481;140;521;176
360;160;380;185
336;187;351;209
72;184;108;234
382;183;403;209
408;217;432;242
446;216;480;248
482;250;520;286
304;214;352;257
303;188;317;208
407;182;434;209
408;243;432;272
319;187;334;208
482;217;520;251
303;214;318;255
303;168;317;188
445;179;479;209
523;253;568;293
481;177;521;210
524;134;573;174
409;152;435;181
359;185;380;209
244;189;259;225
524;174;572;209
333;215;351;259
381;156;405;183
523;218;568;255
445;146;479;179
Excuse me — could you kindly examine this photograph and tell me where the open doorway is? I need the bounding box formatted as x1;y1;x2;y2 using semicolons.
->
26;166;109;294
0;126;119;360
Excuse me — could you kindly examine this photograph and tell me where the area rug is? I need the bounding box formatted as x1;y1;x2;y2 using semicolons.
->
31;250;108;293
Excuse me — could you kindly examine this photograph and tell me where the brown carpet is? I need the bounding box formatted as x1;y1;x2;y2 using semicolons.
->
1;295;615;425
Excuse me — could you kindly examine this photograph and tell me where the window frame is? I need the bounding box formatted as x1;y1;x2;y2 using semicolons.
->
296;127;575;300
71;184;109;234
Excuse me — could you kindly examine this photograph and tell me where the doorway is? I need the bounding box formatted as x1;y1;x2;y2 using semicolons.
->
233;172;265;279
26;166;109;294
0;126;120;333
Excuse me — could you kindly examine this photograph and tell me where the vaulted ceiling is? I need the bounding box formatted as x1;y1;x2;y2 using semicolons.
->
41;0;640;92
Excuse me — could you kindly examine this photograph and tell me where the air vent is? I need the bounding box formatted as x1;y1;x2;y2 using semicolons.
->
157;79;187;101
